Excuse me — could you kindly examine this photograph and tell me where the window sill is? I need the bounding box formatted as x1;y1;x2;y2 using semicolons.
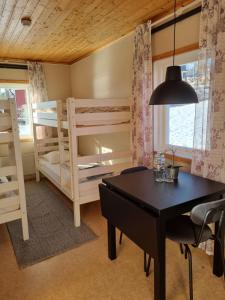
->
165;153;192;165
20;136;33;142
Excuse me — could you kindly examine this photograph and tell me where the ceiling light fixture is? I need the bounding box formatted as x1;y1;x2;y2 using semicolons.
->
149;0;198;105
21;16;32;26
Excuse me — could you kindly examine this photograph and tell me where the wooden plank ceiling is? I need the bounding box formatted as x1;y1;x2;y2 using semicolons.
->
0;0;194;64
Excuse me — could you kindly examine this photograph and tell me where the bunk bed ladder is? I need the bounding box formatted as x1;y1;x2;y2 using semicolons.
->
0;99;29;240
9;100;29;240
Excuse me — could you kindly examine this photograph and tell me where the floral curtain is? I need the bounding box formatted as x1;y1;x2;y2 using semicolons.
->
131;21;154;167
27;61;49;138
191;0;225;255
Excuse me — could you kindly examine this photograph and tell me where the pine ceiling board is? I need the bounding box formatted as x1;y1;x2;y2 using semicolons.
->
0;0;30;54
1;0;185;62
39;0;154;60
38;0;193;62
39;0;126;59
20;0;84;61
14;0;102;59
27;0;105;58
0;0;7;16
12;0;74;60
2;0;40;50
6;0;53;58
0;0;16;38
16;1;59;52
0;0;45;58
0;0;195;63
40;0;172;62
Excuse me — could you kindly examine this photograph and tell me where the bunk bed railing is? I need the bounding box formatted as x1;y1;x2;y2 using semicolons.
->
75;111;130;126
71;98;130;108
0;116;11;128
0;133;13;144
76;123;130;136
78;162;131;180
0;166;17;177
32;100;57;109
0;100;10;109
77;150;131;165
36;137;59;154
67;97;131;134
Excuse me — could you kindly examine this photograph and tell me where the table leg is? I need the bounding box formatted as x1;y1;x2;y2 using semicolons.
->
154;224;166;300
107;221;117;260
213;221;224;277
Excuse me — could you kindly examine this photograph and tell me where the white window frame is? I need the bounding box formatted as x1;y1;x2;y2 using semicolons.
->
0;83;32;139
153;49;199;159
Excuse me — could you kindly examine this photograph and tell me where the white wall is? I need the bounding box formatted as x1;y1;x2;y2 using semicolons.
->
71;14;200;98
71;33;133;155
0;63;71;175
71;13;200;156
152;13;200;56
71;32;134;99
43;63;72;100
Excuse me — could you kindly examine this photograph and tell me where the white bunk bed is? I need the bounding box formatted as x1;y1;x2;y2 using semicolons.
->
0;99;29;240
32;97;131;227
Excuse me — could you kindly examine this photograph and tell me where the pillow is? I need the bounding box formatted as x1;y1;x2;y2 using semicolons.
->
42;151;60;164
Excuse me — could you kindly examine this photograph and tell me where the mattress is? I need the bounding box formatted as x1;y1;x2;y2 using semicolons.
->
39;158;71;187
39;158;113;186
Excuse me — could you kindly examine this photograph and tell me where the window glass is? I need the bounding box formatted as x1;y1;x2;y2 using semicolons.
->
0;87;32;137
153;50;210;157
167;60;209;150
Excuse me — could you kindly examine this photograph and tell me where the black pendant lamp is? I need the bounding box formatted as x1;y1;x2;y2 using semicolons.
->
149;0;198;105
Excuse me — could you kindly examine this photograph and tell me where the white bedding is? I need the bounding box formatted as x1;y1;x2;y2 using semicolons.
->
39;158;112;187
39;158;71;187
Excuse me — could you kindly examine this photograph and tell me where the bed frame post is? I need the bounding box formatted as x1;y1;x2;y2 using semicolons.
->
33;123;40;182
67;98;81;227
56;100;63;186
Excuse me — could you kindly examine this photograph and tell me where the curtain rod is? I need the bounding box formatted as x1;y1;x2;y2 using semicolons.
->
0;63;28;70
152;5;201;34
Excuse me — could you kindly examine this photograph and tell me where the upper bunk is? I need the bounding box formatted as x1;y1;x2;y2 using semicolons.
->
67;97;130;136
32;100;68;129
32;97;131;134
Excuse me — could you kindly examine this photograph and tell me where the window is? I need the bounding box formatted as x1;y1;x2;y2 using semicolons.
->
0;84;32;138
153;50;209;158
166;61;198;149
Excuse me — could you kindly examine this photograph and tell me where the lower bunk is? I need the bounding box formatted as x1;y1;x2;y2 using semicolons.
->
36;146;131;227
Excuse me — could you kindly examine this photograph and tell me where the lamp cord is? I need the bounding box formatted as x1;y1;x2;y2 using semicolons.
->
173;0;177;66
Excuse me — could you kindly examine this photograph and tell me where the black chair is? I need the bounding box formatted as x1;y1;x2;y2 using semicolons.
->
165;198;225;300
119;166;151;277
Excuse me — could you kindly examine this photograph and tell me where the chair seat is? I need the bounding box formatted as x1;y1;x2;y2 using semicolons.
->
166;215;212;245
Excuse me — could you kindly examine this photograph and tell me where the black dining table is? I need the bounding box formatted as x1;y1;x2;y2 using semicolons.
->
99;169;225;300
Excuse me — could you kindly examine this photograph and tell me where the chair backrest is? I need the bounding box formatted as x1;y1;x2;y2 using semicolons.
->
191;198;225;226
121;166;148;175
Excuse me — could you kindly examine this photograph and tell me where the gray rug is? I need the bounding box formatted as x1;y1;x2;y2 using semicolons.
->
7;180;97;268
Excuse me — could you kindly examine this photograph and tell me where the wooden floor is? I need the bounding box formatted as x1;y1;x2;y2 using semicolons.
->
0;198;224;299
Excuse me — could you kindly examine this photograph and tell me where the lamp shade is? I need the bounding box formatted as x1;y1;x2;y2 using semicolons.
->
149;66;198;105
